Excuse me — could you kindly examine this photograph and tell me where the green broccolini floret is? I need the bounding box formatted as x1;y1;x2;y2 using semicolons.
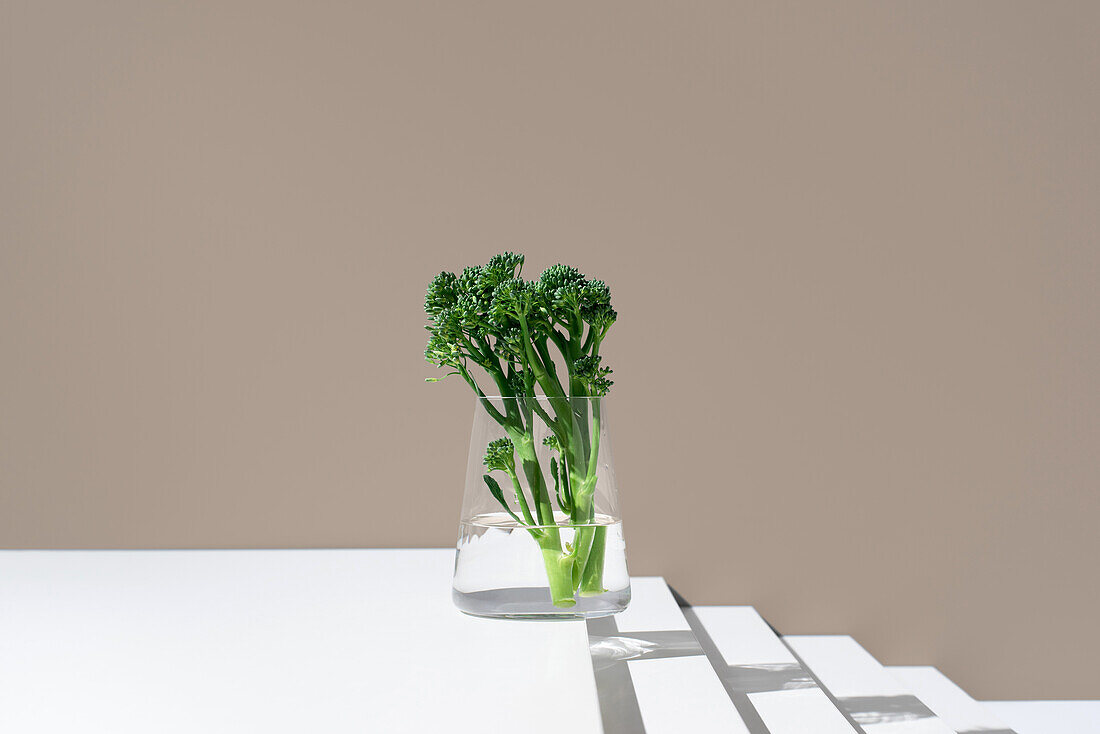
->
483;437;516;474
537;263;586;291
573;355;614;397
424;271;459;317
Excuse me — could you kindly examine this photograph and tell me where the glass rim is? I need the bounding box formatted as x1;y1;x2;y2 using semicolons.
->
478;394;605;400
462;519;620;530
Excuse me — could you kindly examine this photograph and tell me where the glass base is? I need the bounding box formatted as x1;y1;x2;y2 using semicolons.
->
453;586;631;620
452;512;631;619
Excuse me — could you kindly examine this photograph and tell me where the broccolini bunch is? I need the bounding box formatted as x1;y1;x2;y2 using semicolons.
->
424;253;618;606
424;253;615;405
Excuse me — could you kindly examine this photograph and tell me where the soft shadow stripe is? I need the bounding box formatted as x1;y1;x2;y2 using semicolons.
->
587;616;647;734
838;694;935;724
719;663;815;693
679;606;776;734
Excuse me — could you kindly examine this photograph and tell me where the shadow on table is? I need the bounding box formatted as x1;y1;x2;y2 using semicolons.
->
585;589;1012;734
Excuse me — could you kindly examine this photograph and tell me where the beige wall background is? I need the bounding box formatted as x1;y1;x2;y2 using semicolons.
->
2;1;1098;699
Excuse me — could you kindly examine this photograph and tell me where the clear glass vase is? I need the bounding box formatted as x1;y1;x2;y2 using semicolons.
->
452;395;630;619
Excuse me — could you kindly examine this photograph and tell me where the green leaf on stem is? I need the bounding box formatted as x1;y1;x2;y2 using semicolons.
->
482;474;525;527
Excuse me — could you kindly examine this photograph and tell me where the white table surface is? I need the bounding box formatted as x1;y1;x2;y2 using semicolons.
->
593;579;749;734
687;607;858;734
0;548;601;734
889;666;1017;733
985;700;1100;734
785;636;955;734
4;548;1095;734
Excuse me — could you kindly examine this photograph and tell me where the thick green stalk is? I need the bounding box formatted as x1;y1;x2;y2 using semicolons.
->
572;399;607;596
539;545;576;607
569;495;596;591
514;433;576;608
578;525;607;596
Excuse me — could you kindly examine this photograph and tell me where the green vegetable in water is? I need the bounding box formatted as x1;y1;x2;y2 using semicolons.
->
424;253;617;607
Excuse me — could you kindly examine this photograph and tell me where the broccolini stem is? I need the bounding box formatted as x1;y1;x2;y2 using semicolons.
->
516;313;572;421
506;468;537;527
571;399;606;595
539;546;576;607
529;397;561;438
586;398;602;484
578;525;607;596
458;366;507;426
534;339;569;399
516;437;578;608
